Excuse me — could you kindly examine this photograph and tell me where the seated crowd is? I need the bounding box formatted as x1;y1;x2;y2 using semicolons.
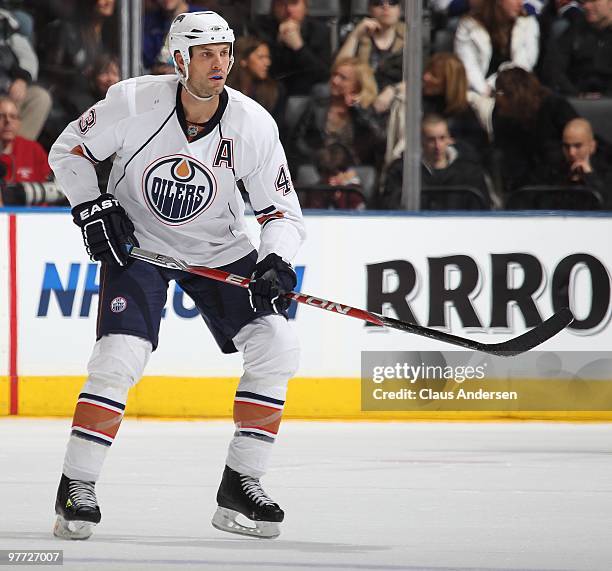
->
0;0;610;210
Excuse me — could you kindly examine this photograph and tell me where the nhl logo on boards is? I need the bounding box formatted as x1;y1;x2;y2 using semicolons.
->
110;297;127;313
142;155;217;225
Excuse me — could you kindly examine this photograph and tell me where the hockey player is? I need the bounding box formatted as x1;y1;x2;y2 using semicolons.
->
48;11;304;540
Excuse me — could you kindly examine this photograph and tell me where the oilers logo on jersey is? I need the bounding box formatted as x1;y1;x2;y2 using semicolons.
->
142;155;217;225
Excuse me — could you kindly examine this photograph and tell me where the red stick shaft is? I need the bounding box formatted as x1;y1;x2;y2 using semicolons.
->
184;263;384;326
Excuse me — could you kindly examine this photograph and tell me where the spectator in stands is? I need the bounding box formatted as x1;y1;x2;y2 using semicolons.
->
0;96;51;183
249;0;331;96
143;0;200;74
431;0;543;18
0;0;35;42
454;0;539;97
336;0;404;90
227;37;286;128
292;57;385;170
300;143;366;209
0;8;51;141
421;52;489;161
38;0;117;148
59;53;119;191
90;54;121;99
541;0;612;97
35;0;77;22
381;54;489;169
64;53;121;117
382;114;489;209
39;0;118;91
537;1;583;70
529;118;612;205
492;66;578;192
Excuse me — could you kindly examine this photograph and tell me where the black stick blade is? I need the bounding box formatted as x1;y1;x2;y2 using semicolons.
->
380;307;574;356
479;307;574;356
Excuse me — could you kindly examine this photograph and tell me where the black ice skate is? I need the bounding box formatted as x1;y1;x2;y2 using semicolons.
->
53;474;101;540
211;465;284;539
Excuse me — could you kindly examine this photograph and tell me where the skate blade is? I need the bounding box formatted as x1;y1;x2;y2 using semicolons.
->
211;507;280;539
53;515;96;540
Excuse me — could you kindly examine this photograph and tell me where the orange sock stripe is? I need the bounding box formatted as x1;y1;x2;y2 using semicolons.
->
234;401;282;435
234;400;282;412
72;401;124;439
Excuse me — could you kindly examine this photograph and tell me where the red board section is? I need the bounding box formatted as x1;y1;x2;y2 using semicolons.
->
8;214;18;415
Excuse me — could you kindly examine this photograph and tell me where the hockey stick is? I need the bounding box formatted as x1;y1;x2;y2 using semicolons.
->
125;245;573;356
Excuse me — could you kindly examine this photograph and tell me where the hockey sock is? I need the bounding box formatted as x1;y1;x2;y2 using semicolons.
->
228;315;299;478
226;391;285;478
62;334;151;481
63;386;127;481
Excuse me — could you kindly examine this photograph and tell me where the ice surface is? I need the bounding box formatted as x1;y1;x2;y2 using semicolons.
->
1;419;611;571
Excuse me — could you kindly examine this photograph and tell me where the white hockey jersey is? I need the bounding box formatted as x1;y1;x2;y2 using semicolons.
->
49;75;305;267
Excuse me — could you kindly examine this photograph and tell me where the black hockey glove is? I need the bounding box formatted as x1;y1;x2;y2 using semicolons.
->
71;193;138;267
248;253;297;314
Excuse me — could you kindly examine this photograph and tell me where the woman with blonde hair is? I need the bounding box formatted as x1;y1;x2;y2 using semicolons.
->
422;52;489;160
292;57;386;169
424;52;469;114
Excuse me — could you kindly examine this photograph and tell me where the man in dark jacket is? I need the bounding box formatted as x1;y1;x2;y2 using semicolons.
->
382;114;489;209
542;0;612;96
249;0;331;96
529;118;612;207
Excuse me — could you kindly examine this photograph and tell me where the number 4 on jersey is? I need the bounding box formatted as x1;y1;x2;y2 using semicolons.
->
275;164;292;196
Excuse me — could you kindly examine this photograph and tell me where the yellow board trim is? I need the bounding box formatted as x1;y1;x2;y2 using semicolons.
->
0;376;9;416
6;376;612;421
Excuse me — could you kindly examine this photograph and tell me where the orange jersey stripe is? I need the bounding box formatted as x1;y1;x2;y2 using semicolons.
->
256;212;285;225
70;145;96;165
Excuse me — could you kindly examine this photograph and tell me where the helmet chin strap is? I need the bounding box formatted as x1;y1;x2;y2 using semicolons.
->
180;77;216;102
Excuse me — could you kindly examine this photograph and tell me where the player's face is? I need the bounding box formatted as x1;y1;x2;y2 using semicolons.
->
244;44;271;81
0;100;20;143
187;44;232;98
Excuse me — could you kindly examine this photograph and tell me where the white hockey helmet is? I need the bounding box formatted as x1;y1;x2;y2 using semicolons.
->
168;11;235;83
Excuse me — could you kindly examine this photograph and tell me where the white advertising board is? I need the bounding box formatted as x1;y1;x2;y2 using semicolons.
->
13;212;612;378
0;213;8;377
